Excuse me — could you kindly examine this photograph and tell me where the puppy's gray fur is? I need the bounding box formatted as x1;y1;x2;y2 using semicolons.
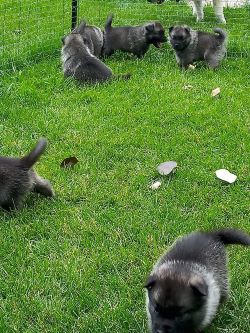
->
103;14;167;58
145;229;250;333
74;21;104;57
169;25;227;70
61;33;113;83
61;33;131;83
0;138;54;211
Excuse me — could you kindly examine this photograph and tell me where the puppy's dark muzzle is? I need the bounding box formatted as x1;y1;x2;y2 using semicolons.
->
153;37;167;48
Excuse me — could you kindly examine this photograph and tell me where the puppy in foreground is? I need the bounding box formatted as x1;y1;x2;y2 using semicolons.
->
61;33;130;83
169;25;227;70
74;21;104;57
0;138;54;211
103;14;167;58
145;229;250;333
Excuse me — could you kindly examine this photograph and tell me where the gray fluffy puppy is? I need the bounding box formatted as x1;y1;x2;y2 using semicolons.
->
0;138;54;211
61;33;130;83
103;14;167;58
169;25;227;70
145;229;250;333
74;21;104;57
61;33;113;83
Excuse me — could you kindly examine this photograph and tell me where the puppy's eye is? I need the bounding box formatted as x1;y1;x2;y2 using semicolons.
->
154;304;161;313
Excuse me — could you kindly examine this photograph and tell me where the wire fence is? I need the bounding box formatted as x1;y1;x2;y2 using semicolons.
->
0;0;249;71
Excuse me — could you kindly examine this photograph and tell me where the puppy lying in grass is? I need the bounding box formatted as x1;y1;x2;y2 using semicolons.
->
169;25;227;70
0;138;54;211
103;14;167;58
61;33;131;84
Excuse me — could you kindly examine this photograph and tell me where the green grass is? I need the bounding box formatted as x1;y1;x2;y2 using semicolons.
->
0;1;250;333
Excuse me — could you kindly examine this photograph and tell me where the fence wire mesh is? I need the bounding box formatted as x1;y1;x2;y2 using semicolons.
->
0;0;249;71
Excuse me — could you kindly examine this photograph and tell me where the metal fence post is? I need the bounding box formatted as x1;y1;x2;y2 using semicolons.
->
71;0;78;30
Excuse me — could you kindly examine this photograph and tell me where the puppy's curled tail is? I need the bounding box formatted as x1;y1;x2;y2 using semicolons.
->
208;229;250;246
20;138;47;169
214;28;227;42
105;14;114;31
114;73;132;81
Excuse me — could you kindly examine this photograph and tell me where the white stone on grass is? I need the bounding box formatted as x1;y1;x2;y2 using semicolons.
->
215;169;237;184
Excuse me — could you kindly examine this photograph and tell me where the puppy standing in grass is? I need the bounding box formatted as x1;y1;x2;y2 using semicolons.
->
169;25;227;70
145;229;250;333
0;138;54;211
103;14;167;58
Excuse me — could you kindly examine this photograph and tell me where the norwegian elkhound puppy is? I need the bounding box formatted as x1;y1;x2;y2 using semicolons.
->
145;229;250;333
103;14;167;58
0;138;54;211
169;25;227;70
74;20;104;57
61;33;130;83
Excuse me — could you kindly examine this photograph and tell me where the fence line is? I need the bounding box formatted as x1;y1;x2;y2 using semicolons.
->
0;0;249;71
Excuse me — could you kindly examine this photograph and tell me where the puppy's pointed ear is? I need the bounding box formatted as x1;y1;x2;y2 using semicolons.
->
184;26;191;34
169;26;174;34
146;24;155;32
144;276;156;290
189;276;208;296
76;21;87;34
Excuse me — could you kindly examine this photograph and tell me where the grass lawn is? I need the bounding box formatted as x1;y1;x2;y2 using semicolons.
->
0;1;250;333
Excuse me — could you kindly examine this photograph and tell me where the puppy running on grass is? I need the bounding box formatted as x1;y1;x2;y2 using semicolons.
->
0;138;54;211
145;228;250;333
169;25;227;70
61;33;131;84
103;14;167;58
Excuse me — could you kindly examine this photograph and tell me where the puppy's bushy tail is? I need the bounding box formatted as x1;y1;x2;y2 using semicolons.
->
105;14;114;31
214;28;227;42
20;138;47;169
208;229;250;246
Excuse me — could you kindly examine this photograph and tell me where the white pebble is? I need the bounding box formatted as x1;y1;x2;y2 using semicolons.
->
150;181;162;190
216;169;237;184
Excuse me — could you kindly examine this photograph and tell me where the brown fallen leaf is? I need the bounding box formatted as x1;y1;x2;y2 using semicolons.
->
211;87;221;97
60;156;79;168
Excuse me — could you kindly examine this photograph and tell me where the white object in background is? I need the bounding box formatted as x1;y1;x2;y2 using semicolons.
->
150;181;162;190
215;169;237;184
